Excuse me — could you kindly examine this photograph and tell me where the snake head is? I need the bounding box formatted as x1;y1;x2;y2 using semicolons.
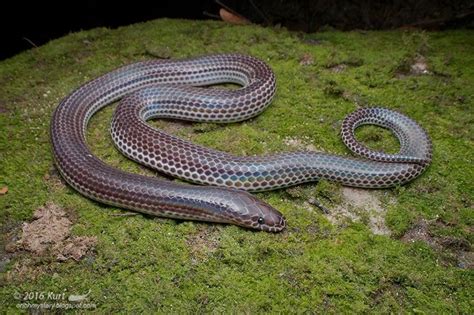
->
248;198;287;233
222;190;286;232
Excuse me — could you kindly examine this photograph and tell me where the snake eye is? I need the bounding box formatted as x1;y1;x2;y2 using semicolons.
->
257;217;264;224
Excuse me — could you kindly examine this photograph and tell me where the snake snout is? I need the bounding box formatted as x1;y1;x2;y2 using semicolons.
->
254;201;287;233
251;199;286;232
230;192;286;232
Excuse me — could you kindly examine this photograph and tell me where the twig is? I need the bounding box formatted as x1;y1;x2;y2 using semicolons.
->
203;11;221;19
308;198;331;214
23;37;38;48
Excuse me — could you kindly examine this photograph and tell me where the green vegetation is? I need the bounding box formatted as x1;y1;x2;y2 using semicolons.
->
0;19;472;313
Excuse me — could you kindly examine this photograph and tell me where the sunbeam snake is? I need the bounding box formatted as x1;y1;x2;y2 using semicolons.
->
51;53;432;232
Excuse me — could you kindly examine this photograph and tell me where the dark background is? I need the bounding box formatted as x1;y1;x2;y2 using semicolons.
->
2;0;473;60
2;1;218;60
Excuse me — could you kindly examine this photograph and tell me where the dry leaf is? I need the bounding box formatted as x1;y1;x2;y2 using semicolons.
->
219;8;250;25
0;186;8;195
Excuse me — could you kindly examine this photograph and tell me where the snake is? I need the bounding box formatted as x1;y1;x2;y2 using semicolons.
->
51;53;432;232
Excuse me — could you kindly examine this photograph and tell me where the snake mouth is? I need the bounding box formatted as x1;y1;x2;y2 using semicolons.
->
258;215;287;232
248;199;287;232
233;215;286;232
212;188;286;232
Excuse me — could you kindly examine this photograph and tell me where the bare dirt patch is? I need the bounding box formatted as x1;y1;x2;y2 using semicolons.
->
401;219;438;248
409;55;431;75
10;203;96;261
327;187;391;235
396;54;432;78
328;64;348;73
43;166;67;191
401;218;473;269
186;226;220;264
456;251;474;270
327;58;363;73
299;53;314;66
283;136;318;151
149;119;194;138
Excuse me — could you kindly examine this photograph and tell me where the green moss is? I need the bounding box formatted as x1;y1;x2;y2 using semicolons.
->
0;19;473;312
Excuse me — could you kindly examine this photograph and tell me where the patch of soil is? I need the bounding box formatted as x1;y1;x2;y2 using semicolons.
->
456;251;474;270
43;165;67;191
149;119;195;138
283;136;318;152
396;55;432;78
327;187;391;235
328;64;348;73
401;218;473;269
401;219;438;248
9;203;96;261
409;55;431;75
327;58;363;73
55;236;98;262
7;259;48;281
341;91;370;107
299;53;314;66
186;226;220;264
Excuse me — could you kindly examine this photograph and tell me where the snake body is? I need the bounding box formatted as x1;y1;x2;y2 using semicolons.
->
51;54;432;232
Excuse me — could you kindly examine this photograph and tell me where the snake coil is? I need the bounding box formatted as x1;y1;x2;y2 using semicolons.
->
51;54;432;232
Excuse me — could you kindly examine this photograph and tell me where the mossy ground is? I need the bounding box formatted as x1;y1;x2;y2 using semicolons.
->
0;19;473;313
